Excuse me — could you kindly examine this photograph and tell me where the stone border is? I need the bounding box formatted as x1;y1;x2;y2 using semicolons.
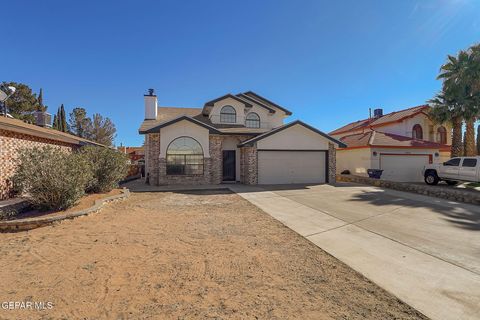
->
337;174;480;205
0;188;130;232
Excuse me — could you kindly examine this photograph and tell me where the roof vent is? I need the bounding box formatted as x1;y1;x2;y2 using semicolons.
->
373;108;383;118
33;111;52;128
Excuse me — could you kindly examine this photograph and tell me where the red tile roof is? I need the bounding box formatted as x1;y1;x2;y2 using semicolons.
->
339;130;450;150
330;105;430;135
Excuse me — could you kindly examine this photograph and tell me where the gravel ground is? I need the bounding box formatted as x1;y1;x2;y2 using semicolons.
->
0;190;427;319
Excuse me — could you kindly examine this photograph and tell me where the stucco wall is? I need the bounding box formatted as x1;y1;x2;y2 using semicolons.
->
257;124;330;150
209;96;286;129
159;120;210;157
336;147;444;177
0;129;76;200
336;148;372;176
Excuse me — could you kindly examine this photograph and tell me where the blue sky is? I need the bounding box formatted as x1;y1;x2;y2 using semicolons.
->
3;0;480;146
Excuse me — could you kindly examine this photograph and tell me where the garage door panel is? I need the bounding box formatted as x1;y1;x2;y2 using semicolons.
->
258;151;326;184
380;154;430;182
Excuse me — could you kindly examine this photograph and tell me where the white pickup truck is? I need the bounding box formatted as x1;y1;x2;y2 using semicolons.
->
423;157;480;185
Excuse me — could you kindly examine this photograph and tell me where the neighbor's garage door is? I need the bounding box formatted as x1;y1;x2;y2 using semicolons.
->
380;154;431;182
258;151;326;184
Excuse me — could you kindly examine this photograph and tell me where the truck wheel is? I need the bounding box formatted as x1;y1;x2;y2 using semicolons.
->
425;172;439;185
445;180;458;186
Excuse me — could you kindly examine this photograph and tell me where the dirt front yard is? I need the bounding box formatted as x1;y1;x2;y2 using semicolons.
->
0;190;426;319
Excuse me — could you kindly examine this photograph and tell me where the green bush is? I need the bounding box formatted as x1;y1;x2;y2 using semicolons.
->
79;146;129;193
13;147;92;211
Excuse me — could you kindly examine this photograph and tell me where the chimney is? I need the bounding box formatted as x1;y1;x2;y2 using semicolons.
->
373;108;383;118
144;88;158;120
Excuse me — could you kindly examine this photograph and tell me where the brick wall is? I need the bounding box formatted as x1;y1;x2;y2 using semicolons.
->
146;133;160;185
209;135;223;184
328;142;336;184
240;146;257;185
145;132;257;185
0;129;76;200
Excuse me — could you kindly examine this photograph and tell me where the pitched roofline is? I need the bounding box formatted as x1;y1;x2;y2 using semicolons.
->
368;107;430;129
338;129;451;150
139;115;221;134
329;118;373;135
339;145;451;151
235;93;276;114
0;116;105;147
243;91;293;115
238;120;347;148
330;105;430;136
202;93;253;115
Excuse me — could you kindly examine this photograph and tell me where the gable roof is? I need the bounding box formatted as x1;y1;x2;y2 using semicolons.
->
235;93;276;114
139;115;221;134
330;105;430;136
238;120;346;148
243;91;293;115
138;106;271;134
202;93;253;115
339;130;450;150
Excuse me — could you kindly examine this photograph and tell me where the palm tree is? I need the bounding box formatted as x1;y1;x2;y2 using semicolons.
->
429;92;463;157
437;48;480;156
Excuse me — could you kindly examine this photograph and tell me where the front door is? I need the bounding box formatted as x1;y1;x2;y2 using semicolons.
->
222;150;236;181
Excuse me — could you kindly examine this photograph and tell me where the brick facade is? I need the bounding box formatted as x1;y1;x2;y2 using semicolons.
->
146;133;160;185
209;135;223;184
0;129;76;200
144;132;337;186
328;142;337;184
240;146;258;185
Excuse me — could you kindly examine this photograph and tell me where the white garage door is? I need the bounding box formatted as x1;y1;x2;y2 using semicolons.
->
258;151;326;184
380;154;431;182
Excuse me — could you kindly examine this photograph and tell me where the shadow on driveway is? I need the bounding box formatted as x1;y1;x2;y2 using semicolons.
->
347;189;480;231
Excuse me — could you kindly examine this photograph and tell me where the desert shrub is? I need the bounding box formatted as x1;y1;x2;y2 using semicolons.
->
79;146;129;193
13;147;92;211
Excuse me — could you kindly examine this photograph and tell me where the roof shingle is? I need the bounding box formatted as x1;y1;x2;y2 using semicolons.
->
339;130;450;150
330;105;430;135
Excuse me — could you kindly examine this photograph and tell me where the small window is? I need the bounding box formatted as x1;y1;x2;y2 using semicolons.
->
444;158;461;166
462;158;477;167
412;124;423;140
437;126;447;144
220;105;236;123
245;112;260;128
166;137;204;175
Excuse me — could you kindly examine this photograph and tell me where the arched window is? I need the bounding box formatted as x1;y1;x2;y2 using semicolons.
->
166;137;204;175
245;112;260;128
412;124;423;140
220;105;236;123
437;126;447;144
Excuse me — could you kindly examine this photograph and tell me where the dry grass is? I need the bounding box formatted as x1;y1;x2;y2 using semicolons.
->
0;190;426;319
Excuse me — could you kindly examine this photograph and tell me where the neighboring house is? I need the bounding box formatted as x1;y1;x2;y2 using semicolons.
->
118;146;145;164
330;106;451;182
0;116;103;200
139;90;344;186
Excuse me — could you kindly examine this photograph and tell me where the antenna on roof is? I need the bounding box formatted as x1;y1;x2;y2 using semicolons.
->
369;108;372;119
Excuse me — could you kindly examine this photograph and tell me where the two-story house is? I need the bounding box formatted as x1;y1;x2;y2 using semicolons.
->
139;90;345;186
330;106;452;182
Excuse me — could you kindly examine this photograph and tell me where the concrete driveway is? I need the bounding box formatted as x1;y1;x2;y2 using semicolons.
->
231;182;480;320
